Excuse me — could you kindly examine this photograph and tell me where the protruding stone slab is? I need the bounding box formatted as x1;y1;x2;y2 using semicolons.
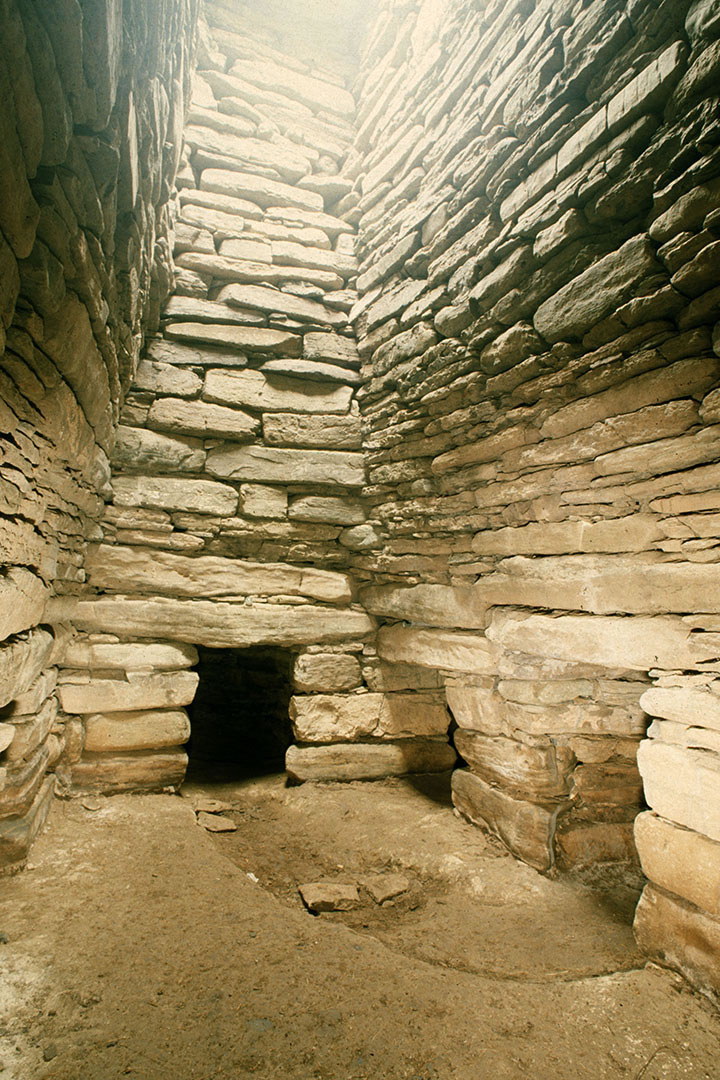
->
63;641;198;671
286;740;456;781
204;368;353;414
293;653;362;692
85;545;353;604
164;321;302;356
362;585;489;630
634;884;720;1000
199;168;323;211
68;597;375;649
0;777;55;872
0;628;54;710
288;496;365;524
377;626;502;673
84;709;191;752
57;671;199;715
454;731;575;799
452;768;557;872
112;426;206;473
303;332;360;367
148;397;260;441
220;283;345;327
637;741;720;842
71;749;188;794
112;476;238;516
635;811;720;916
263;412;362;450
206;445;365;487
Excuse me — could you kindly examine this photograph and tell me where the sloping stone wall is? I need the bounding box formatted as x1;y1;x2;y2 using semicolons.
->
0;0;199;869
351;0;720;994
60;0;455;795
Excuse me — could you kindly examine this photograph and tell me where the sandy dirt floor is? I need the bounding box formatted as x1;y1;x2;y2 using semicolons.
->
0;773;719;1080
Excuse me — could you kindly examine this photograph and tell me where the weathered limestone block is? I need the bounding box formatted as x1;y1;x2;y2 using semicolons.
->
204;368;353;413
84;709;191;753
177;252;343;291
475;556;720;616
133;361;202;397
451;769;558;872
286;740;456;782
635;811;720;916
377;626;502;674
534;236;660;343
0;743;51;818
260;358;360;387
0;724;15;753
290;693;382;742
57;671;199;715
288;496;365;524
63;641;198;671
634;885;720;1001
148;397;260;441
487;610;718;672
445;681;504;733
263;412;362;450
554;822;637;870
67;597;375;649
0;628;54;709
637;741;720;842
6;668;58;716
640;687;720;733
186;127;310;183
71;749;188;794
454;731;575;799
4;698;58;763
85;545;353;604
240;484;288;519
206;445;365;487
199;167;323;212
112;426;206;473
220;283;346;327
363;660;443;692
293;653;362;693
269;241;357;279
299;882;360;913
0;776;55;872
361;584;489;630
645;719;720;755
472;517;661;556
570;761;644;812
377;693;451;738
112;476;238;516
228;58;355;118
164;321;302;356
0;568;48;641
303;332;359;367
497;679;594;706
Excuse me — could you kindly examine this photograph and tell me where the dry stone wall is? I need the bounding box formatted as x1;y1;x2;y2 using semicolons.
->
0;0;199;870
61;0;456;796
351;0;720;995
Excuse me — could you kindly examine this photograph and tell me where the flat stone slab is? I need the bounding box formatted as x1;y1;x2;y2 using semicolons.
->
203;368;353;414
164;321;302;356
362;874;410;904
197;812;238;833
298;882;360;912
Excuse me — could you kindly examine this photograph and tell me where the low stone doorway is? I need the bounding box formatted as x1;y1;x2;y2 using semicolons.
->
186;646;294;780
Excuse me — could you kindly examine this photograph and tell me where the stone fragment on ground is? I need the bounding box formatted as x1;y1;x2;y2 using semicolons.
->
197;811;237;833
361;873;410;904
298;882;360;913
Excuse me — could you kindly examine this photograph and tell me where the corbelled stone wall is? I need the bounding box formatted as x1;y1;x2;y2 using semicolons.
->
0;0;199;869
1;0;720;1001
350;0;720;997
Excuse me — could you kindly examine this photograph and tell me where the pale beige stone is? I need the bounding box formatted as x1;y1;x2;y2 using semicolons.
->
84;709;191;753
164;321;302;356
641;686;720;732
288;496;365;525
635;811;720;915
487;609;718;671
240;484;288;519
148;397;260;441
0;568;48;641
204;368;352;413
67;597;375;649
85;545;353;604
290;693;382;742
229;58;355;117
133;361;202;397
455;730;574;798
377;693;451;738
638;740;720;842
647;719;720;754
62;641;198;672
293;653;362;692
0;627;54;709
112;426;206;473
3;698;58;763
286;740;456;782
220;283;345;327
206;444;365;487
199;167;323;212
472;516;661;556
634;884;720;1000
263;412;362;450
451;769;556;872
497;679;594;705
298;882;360;913
57;671;199;715
112;476;238;516
361;584;489;630
377;626;502;673
71;749;188;794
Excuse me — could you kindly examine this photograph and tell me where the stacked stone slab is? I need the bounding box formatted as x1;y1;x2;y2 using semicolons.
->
60;0;456;792
0;0;199;871
350;0;720;994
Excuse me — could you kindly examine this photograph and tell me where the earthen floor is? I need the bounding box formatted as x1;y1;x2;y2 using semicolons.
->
1;778;719;1080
